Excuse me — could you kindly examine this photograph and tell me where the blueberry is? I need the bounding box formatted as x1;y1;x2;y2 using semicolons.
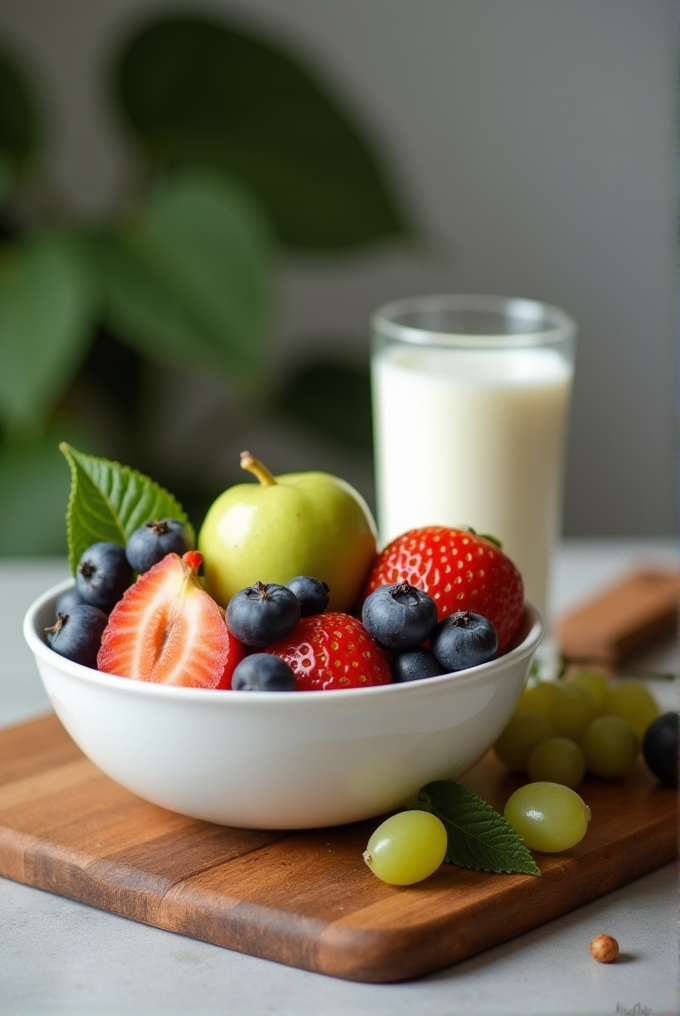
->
390;646;446;683
55;585;83;616
126;519;190;573
231;654;297;691
361;582;438;651
76;542;133;612
226;581;301;647
642;711;678;787
45;605;108;668
430;610;498;671
286;576;330;616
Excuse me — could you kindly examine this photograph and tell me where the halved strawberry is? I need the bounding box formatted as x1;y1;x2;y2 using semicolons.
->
265;612;391;691
97;550;245;688
362;527;524;652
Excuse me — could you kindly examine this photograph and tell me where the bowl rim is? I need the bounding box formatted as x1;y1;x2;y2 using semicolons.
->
24;578;543;706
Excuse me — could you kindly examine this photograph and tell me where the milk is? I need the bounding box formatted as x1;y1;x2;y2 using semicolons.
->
371;344;573;617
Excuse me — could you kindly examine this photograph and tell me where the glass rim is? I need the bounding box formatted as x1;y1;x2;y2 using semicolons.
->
371;293;576;348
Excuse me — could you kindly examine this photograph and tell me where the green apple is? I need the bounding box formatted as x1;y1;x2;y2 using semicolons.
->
198;451;378;611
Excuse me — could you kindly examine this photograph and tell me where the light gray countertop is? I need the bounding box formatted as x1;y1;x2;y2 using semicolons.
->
1;540;677;1016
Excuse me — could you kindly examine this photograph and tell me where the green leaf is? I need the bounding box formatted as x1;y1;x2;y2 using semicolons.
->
112;15;410;250
92;169;273;382
59;442;195;575
0;233;97;431
0;46;41;172
415;780;541;876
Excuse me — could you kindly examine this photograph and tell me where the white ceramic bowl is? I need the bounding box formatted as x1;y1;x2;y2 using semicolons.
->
24;580;543;830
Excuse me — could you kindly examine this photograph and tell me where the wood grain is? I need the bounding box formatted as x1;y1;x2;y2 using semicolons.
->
0;714;676;982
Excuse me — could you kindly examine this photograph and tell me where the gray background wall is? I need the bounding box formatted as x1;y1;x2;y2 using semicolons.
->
0;0;675;536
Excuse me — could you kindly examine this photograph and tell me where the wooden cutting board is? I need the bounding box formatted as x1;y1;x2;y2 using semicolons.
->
0;714;675;983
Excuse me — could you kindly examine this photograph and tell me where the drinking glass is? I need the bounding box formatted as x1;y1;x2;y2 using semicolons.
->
370;294;576;622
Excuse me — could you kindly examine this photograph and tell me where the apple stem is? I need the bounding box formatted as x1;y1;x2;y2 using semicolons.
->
240;450;277;487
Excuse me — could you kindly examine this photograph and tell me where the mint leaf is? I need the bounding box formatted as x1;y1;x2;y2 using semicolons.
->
60;442;195;575
415;780;541;876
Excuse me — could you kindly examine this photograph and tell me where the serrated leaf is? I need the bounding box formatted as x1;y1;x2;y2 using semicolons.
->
60;442;195;575
415;780;541;876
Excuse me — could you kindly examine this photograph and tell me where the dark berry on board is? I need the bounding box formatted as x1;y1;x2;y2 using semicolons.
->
286;575;330;616
55;586;84;616
642;711;678;788
430;610;498;671
75;542;133;613
45;604;109;668
226;581;301;647
126;519;190;573
361;582;438;651
390;646;446;683
231;653;297;692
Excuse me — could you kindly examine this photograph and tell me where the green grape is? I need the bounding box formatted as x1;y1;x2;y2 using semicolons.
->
493;711;554;772
504;782;591;852
566;668;610;710
363;810;448;885
516;680;563;719
527;736;587;788
600;681;659;742
547;682;598;740
581;715;639;779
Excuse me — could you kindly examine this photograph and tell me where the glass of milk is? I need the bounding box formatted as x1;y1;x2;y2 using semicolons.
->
370;294;576;622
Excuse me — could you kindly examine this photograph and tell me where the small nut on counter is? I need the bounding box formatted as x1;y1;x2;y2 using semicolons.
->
589;934;619;963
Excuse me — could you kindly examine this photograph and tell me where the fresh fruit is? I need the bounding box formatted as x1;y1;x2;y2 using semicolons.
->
642;711;678;787
198;451;377;612
265;612;391;691
429;610;498;671
45;604;109;668
546;682;598;740
226;581;301;648
600;680;659;742
504;782;591;852
390;646;445;683
363;810;448;885
565;668;610;710
286;575;330;616
75;542;133;613
361;582;438;651
493;712;554;772
527;735;586;788
516;680;563;718
363;526;524;651
231;654;297;692
126;519;190;573
580;716;639;779
97;551;244;688
54;586;84;616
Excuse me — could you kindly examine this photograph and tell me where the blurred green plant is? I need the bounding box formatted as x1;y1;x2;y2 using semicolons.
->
0;13;411;555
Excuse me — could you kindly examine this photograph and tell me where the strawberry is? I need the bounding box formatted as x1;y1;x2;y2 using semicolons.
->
97;550;245;688
264;612;391;691
362;527;524;652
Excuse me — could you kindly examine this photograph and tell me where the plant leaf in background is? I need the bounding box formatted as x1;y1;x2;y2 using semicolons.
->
0;234;97;432
60;442;195;575
113;15;410;250
0;46;40;179
278;356;373;450
92;169;273;384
